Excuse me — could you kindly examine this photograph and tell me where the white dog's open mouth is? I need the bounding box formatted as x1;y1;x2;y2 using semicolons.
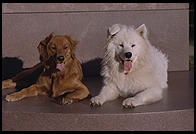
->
123;60;132;75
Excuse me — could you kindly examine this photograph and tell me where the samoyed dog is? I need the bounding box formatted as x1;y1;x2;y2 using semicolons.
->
90;24;168;108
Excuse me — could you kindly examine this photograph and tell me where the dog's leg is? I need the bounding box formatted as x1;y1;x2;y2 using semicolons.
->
122;87;163;108
57;81;89;104
5;84;48;102
90;83;119;106
2;79;16;89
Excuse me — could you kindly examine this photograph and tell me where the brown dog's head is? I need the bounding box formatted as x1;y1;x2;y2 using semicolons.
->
37;33;77;72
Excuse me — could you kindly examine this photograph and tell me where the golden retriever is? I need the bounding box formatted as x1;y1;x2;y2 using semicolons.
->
2;33;90;104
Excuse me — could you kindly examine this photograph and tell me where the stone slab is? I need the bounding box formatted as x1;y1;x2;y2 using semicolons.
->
2;71;194;131
2;10;189;73
2;110;194;131
2;3;189;13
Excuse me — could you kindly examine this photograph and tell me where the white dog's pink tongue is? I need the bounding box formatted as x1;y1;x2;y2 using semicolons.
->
124;61;132;74
56;63;65;72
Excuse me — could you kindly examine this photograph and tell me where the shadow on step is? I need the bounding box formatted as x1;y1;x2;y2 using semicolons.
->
2;57;44;91
2;57;103;92
81;58;102;77
2;57;24;80
2;57;103;78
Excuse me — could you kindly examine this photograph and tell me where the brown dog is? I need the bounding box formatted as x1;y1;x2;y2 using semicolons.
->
2;33;89;104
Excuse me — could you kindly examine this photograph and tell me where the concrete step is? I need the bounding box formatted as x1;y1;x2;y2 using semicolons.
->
2;71;194;131
2;4;189;72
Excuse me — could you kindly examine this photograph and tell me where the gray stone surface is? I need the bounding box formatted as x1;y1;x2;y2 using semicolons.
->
2;110;194;131
2;71;194;131
2;10;189;72
2;3;189;13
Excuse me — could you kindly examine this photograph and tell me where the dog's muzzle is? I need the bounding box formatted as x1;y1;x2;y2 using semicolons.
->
56;55;65;72
57;56;65;62
125;52;132;59
123;52;133;75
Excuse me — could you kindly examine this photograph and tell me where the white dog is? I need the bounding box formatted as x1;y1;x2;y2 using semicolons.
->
90;24;168;108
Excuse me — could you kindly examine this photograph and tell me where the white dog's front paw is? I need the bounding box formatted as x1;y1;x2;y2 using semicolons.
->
122;98;138;108
90;96;104;106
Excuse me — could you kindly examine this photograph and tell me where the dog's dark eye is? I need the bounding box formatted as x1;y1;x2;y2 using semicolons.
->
64;46;68;49
51;46;56;50
132;44;136;47
119;44;124;48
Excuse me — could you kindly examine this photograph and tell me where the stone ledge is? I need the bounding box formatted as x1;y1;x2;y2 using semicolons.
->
2;3;189;13
2;109;194;131
2;10;189;71
2;71;194;131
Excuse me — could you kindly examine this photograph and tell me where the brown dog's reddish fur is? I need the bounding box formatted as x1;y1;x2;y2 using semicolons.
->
2;33;89;104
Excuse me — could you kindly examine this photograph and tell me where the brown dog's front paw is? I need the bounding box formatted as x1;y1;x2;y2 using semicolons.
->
5;94;21;102
61;97;75;104
2;79;16;89
55;97;75;105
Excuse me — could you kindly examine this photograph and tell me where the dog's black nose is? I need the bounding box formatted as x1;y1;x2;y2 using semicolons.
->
57;56;64;62
125;52;132;58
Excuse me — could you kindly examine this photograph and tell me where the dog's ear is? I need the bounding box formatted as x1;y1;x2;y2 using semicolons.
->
107;24;121;40
65;35;77;52
65;35;78;59
37;32;55;61
136;24;148;39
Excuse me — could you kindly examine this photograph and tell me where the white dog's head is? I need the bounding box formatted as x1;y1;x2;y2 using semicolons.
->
106;24;149;74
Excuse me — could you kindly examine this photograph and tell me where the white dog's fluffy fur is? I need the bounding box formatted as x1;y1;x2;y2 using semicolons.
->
91;24;168;108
